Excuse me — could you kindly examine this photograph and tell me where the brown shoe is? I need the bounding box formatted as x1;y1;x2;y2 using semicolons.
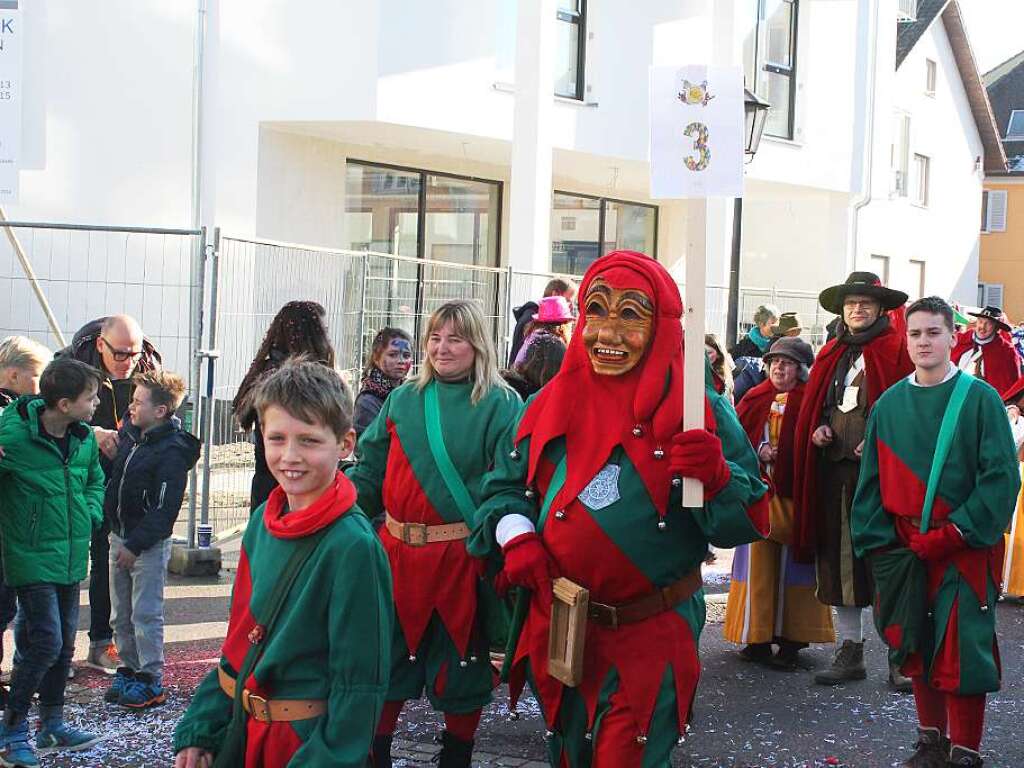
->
813;640;866;685
947;745;983;767
901;727;949;767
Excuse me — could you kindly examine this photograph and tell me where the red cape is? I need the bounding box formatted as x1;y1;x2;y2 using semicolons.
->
951;330;1020;396
791;323;912;561
736;379;804;499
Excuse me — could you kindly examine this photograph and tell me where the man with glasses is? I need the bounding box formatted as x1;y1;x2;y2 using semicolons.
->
57;315;162;674
791;273;913;690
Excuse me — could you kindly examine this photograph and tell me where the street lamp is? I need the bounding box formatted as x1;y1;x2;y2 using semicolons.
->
725;88;772;349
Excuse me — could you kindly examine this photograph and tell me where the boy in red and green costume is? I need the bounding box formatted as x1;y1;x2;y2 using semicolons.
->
174;362;392;768
348;299;523;768
853;297;1020;768
472;251;769;767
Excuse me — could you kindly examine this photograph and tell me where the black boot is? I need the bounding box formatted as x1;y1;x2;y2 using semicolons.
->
901;726;949;768
947;745;983;767
371;734;393;768
435;730;473;768
738;642;772;664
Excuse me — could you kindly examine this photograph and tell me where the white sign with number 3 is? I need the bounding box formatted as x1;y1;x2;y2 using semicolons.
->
649;65;744;199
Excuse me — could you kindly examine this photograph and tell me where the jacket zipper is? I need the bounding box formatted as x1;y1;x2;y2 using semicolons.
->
116;439;141;538
64;463;72;582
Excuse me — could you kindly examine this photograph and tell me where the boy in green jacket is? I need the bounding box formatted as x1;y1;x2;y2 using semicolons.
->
0;358;106;767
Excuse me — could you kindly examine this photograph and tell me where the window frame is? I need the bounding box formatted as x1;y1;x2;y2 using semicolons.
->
982;189;1009;233
748;0;799;140
891;111;911;197
912;153;930;207
869;254;891;284
909;258;926;298
925;58;937;97
1006;109;1024;140
554;0;587;101
551;189;659;275
346;158;504;268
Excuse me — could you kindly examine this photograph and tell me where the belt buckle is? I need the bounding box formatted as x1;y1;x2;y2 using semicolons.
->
243;690;272;723
590;601;618;630
402;522;429;547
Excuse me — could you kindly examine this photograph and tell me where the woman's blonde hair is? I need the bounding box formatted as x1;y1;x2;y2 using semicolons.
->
416;300;511;405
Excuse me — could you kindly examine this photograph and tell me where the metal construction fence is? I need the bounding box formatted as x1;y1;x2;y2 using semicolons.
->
2;221;829;541
0;220;206;543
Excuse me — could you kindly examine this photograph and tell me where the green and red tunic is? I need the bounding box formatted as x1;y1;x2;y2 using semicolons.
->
173;473;393;767
348;378;522;711
852;371;1020;694
471;388;768;761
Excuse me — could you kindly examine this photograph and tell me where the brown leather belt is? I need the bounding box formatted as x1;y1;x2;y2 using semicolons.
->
218;666;326;723
588;569;703;629
384;512;469;547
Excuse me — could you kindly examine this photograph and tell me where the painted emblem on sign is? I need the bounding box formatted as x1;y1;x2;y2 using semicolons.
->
678;80;714;107
578;464;621;510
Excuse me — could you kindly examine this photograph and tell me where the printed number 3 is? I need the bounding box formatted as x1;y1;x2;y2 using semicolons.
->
684;122;711;172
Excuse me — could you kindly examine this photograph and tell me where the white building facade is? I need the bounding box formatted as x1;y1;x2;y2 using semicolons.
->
3;0;1004;351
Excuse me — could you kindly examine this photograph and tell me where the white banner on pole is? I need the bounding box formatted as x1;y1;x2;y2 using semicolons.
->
0;1;22;203
649;65;743;199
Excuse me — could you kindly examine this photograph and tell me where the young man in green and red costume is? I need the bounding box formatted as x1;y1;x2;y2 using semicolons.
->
950;305;1020;396
348;300;522;768
852;297;1019;768
791;271;913;688
471;250;769;767
173;361;392;768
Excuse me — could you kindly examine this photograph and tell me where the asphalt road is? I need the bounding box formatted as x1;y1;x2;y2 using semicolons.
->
40;573;1024;768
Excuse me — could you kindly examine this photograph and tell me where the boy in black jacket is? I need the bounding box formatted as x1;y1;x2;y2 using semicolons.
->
103;371;200;709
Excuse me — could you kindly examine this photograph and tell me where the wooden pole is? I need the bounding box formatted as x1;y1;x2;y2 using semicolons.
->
0;207;66;347
682;200;708;507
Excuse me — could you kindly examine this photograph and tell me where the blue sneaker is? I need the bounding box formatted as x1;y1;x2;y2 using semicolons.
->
0;719;38;767
34;720;102;755
117;672;166;709
104;668;135;704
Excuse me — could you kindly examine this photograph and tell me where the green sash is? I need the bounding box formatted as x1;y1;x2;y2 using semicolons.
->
919;372;974;533
871;371;974;667
424;381;477;524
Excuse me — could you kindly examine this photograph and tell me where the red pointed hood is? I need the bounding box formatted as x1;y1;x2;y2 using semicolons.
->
515;250;685;516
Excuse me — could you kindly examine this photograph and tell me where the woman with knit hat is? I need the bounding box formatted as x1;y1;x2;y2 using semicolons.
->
472;251;769;766
725;336;834;670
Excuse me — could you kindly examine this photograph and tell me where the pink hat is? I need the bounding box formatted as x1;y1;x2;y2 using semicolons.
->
533;296;574;324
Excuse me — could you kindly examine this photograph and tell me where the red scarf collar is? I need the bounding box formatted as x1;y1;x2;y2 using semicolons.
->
736;379;805;498
263;471;356;539
791;324;912;559
516;251;690;516
952;330;1020;396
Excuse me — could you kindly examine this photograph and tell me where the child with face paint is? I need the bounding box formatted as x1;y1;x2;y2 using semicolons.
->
354;328;414;437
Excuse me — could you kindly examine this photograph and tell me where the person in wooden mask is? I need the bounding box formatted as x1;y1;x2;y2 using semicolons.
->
473;250;769;767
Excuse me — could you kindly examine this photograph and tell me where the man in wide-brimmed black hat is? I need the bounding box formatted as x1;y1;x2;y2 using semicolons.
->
791;271;914;689
951;305;1021;396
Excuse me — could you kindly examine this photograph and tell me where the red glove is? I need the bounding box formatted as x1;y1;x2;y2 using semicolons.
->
908;525;967;562
500;532;558;596
669;430;731;499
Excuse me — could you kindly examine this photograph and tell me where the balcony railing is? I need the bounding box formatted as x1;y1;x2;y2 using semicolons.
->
897;0;918;23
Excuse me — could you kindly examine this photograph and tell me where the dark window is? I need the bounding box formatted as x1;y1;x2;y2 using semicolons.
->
555;0;586;100
550;191;657;276
744;0;798;139
345;160;500;267
1007;110;1024;140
